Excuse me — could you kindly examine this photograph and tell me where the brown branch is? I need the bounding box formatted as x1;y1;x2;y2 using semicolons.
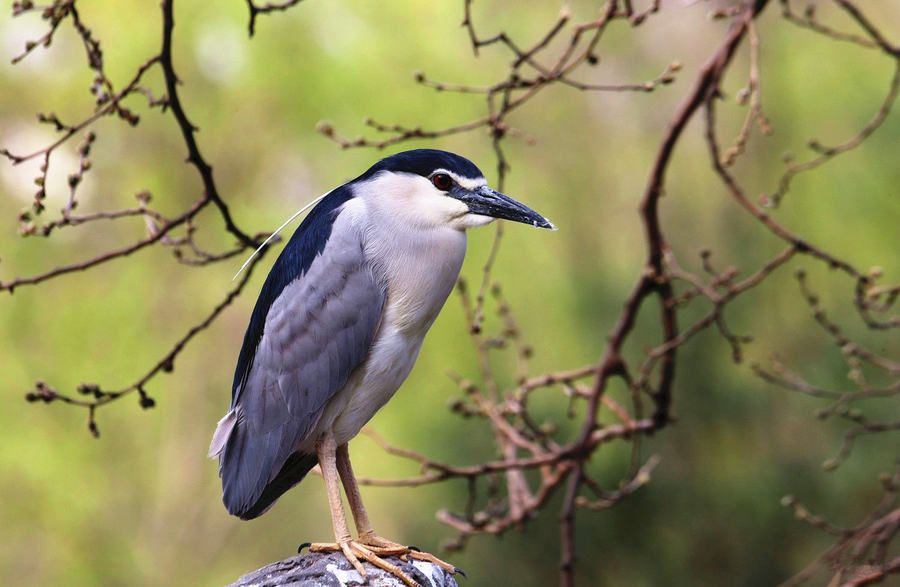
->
0;55;160;166
780;468;900;587
706;103;867;283
721;19;771;167
769;60;900;207
358;420;653;483
0;199;204;293
578;0;773;447
833;0;900;56
558;461;582;587
319;0;679;155
779;0;879;49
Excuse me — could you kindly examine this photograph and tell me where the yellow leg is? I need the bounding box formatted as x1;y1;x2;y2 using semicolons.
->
308;432;420;587
336;443;385;544
336;442;462;577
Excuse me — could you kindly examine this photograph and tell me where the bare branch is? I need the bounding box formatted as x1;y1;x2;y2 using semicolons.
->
244;0;307;37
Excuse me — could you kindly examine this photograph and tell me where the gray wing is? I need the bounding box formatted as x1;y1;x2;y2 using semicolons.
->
217;216;385;519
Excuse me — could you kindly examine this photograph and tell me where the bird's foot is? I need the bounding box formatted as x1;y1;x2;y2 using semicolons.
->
307;539;420;587
356;531;407;550
358;532;464;578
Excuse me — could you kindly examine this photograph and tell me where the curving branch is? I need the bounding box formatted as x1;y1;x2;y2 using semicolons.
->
768;61;900;207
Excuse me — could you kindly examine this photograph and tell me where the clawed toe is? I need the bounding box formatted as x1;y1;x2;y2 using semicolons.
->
406;548;460;576
303;535;461;586
308;540;421;587
359;534;461;578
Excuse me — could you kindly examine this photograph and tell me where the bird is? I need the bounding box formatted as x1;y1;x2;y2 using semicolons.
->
209;148;554;586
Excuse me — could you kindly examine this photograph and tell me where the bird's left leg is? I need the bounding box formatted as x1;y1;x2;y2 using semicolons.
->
336;442;461;576
308;432;419;587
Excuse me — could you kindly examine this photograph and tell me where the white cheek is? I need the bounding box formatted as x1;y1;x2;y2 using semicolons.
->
414;195;469;228
429;197;497;231
450;213;495;230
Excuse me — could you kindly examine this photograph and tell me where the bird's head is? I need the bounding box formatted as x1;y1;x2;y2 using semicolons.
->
352;149;556;232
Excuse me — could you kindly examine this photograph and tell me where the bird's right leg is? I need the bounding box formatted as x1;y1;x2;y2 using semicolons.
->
308;431;419;587
336;443;461;578
335;442;398;548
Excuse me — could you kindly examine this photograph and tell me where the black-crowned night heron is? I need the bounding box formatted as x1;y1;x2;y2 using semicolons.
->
209;149;554;586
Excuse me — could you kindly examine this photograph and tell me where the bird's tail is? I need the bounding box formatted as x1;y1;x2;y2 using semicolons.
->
208;409;237;458
212;407;319;520
232;451;319;520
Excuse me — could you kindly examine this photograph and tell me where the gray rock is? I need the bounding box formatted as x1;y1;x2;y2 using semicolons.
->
226;551;460;587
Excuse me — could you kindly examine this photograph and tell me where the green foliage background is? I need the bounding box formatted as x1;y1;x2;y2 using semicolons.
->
0;2;898;586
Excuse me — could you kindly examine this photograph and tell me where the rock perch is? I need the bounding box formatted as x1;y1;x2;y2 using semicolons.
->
226;552;460;587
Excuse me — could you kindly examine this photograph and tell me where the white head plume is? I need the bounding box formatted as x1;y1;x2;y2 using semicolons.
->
232;191;330;281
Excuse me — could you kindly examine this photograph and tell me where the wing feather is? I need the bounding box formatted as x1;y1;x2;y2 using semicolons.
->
214;191;386;519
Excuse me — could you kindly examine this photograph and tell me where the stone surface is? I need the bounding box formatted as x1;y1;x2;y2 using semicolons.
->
226;551;460;587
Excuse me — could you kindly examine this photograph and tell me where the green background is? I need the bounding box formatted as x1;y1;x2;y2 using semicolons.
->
1;2;898;586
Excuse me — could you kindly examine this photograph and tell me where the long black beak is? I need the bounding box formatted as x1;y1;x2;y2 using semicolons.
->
452;185;556;230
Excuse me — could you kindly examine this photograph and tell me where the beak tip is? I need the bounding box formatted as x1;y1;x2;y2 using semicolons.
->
537;218;557;231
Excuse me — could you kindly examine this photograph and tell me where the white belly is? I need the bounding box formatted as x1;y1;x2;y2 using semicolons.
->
329;324;426;445
299;224;467;450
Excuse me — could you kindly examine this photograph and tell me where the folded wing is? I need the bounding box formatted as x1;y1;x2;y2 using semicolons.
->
212;190;386;519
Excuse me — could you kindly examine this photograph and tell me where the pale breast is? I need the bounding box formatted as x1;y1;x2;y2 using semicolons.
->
379;226;467;336
324;225;467;445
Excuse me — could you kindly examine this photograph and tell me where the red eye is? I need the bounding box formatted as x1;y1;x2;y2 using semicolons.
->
432;173;452;191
